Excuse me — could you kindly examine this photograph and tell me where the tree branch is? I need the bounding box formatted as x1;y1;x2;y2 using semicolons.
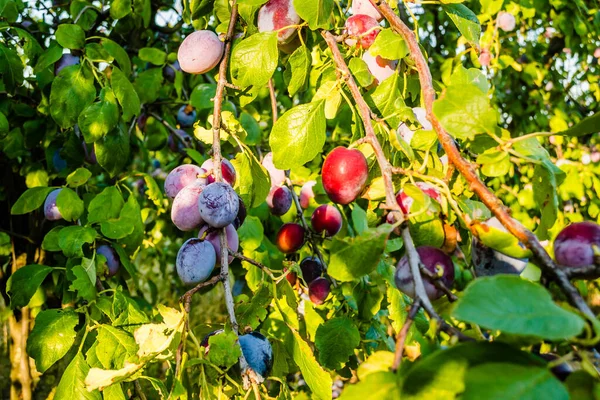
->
392;299;420;371
371;0;594;319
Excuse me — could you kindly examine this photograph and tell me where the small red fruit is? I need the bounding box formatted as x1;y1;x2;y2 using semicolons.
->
276;223;306;254
308;277;331;305
311;204;343;237
322;147;369;205
344;14;380;49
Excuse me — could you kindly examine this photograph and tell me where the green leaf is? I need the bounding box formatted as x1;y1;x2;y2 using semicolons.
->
55;187;84;222
138;47;166;65
50;64;96;129
110;67;140;121
58;226;96;258
7;264;53;309
238;216;264;251
477;149;511;177
116;195;144;254
110;0;132;19
463;363;569;400
472;221;532;259
139;173;163;207
56;24;85;49
11;186;56;215
78;87;119;142
231;32;278;88
341;372;401;400
85;43;114;63
27;309;79;373
34;41;63;73
133;68;163;104
269;101;326;170
452;275;586;340
100;199;138;239
231;149;271;209
95;325;137;369
236;285;272;330
293;0;332;30
284;45;310;96
42;226;63;252
190;83;217;110
96;125;130;177
0;42;24;93
70;264;97;301
329;225;393;282
101;39;131;76
349;57;374;88
558;112;600;137
443;4;481;47
67;168;92;187
88;186;124;224
190;0;216;19
369;29;409;61
315;317;360;370
365;72;405;128
56;353;102;400
207;331;242;369
286;326;332;400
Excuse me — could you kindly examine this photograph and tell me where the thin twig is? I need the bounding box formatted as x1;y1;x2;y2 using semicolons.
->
372;0;594;319
180;274;223;312
268;78;278;124
148;112;192;148
230;250;275;279
392;299;420;371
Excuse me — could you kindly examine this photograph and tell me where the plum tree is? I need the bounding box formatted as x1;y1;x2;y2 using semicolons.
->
322;147;369;204
308;277;331;305
395;246;455;300
164;164;206;199
171;181;206;231
472;217;528;276
276;223;305;253
198;182;240;228
299;181;316;209
176;238;216;285
177;105;197;128
201;158;237;186
266;186;293;216
300;256;323;283
350;0;383;21
238;332;273;379
554;221;600;267
311;204;342;237
497;11;516;31
344;14;380;49
257;0;301;44
44;189;62;221
261;152;286;187
198;224;239;264
177;30;224;74
362;51;397;84
97;244;120;277
54;53;79;75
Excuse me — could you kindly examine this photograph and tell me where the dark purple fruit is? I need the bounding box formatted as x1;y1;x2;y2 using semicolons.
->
395;246;454;300
300;256;323;284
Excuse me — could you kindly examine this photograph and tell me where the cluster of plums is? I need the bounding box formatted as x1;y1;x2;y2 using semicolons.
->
166;160;246;286
286;257;331;305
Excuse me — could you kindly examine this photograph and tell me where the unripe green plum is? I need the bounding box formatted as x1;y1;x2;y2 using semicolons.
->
176;238;216;285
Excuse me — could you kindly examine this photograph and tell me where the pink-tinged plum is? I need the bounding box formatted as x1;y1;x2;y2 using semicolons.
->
471;217;528;276
239;332;273;379
97;244;120;276
395;246;454;300
266;186;293;216
177;30;224;74
397;182;441;214
257;0;301;44
261;152;286;187
299;181;316;209
177;105;197;128
284;267;297;286
44;189;63;221
201;158;237;186
198;224;239;264
233;196;247;229
479;48;491;67
54;54;80;75
351;0;383;21
308;277;331;305
198;182;239;228
276;223;305;253
164;164;206;199
344;14;380;49
362;51;397;84
594;48;600;59
163;60;181;81
554;221;600;268
171;181;206;231
397;107;432;145
300;256;323;284
497;11;516;31
176;238;217;285
311;205;342;237
322;147;369;205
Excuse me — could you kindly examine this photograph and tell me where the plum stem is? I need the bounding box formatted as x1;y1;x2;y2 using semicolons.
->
372;0;595;319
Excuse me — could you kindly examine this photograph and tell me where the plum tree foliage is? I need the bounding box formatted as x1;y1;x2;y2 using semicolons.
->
1;0;600;399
